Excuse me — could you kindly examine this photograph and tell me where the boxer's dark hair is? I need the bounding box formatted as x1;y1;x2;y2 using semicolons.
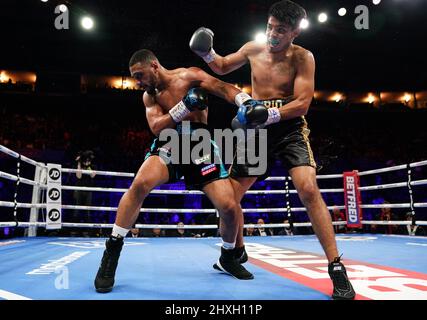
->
129;49;158;67
268;0;307;30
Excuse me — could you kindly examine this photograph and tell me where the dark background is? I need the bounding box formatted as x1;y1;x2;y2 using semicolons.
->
1;0;427;90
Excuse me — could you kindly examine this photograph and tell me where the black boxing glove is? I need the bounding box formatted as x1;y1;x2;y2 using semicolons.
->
169;87;208;123
189;27;216;63
232;93;281;129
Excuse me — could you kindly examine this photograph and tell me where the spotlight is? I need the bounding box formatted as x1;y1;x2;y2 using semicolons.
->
81;17;94;30
59;4;67;12
0;71;8;83
338;8;347;17
300;18;309;29
254;32;267;44
318;13;328;23
41;0;48;2
373;0;381;5
332;93;342;103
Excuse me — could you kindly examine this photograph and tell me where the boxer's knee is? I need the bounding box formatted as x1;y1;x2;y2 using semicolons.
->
298;182;320;205
129;177;153;201
217;199;239;220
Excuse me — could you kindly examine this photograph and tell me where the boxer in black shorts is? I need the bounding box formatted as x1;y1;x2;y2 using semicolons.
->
94;49;266;293
145;122;228;190
191;0;355;299
230;97;316;181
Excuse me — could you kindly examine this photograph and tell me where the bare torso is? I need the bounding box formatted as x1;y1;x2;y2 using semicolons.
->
246;43;306;100
145;68;207;128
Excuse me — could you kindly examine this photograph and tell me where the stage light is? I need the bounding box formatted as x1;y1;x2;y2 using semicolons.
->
81;17;94;30
338;8;347;17
59;4;67;12
373;0;381;5
255;32;267;44
332;93;343;103
0;71;8;83
300;18;309;29
318;13;328;23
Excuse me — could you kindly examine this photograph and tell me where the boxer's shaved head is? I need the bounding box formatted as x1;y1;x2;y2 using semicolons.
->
129;49;158;67
268;0;306;30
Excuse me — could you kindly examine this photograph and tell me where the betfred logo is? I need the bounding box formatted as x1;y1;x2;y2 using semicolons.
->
244;243;427;300
346;176;358;223
343;171;362;228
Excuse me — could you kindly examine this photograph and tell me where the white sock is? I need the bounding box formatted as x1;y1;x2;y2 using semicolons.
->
112;224;129;238
222;241;236;250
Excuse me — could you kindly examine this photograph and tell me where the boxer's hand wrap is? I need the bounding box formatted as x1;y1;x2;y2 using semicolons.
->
234;92;252;107
169;87;208;123
189;27;216;63
169;100;191;123
265;107;281;125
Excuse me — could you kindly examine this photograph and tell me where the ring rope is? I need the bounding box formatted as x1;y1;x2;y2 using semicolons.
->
2;201;427;214
0;145;46;168
0;170;46;187
56;179;427;194
4;220;427;229
58;159;427;179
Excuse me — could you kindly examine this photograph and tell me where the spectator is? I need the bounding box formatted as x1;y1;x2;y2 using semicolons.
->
130;228;141;238
71;150;96;236
277;219;293;236
189;219;202;238
245;226;255;236
377;201;398;234
254;218;274;236
405;212;420;236
169;222;190;237
151;228;165;237
203;213;219;237
331;206;347;234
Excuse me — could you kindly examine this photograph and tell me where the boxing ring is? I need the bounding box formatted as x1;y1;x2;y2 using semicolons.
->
1;144;427;300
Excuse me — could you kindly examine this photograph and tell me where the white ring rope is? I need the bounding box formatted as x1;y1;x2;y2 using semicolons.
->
0;145;46;168
60;179;427;194
2;170;426;196
60;168;345;180
61;168;134;178
1;201;427;214
3;220;427;229
60;185;345;194
59;160;427;180
0;170;46;187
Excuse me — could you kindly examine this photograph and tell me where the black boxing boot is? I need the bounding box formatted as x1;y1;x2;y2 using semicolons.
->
213;245;248;271
235;245;248;264
213;247;253;280
94;235;124;293
328;256;356;300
